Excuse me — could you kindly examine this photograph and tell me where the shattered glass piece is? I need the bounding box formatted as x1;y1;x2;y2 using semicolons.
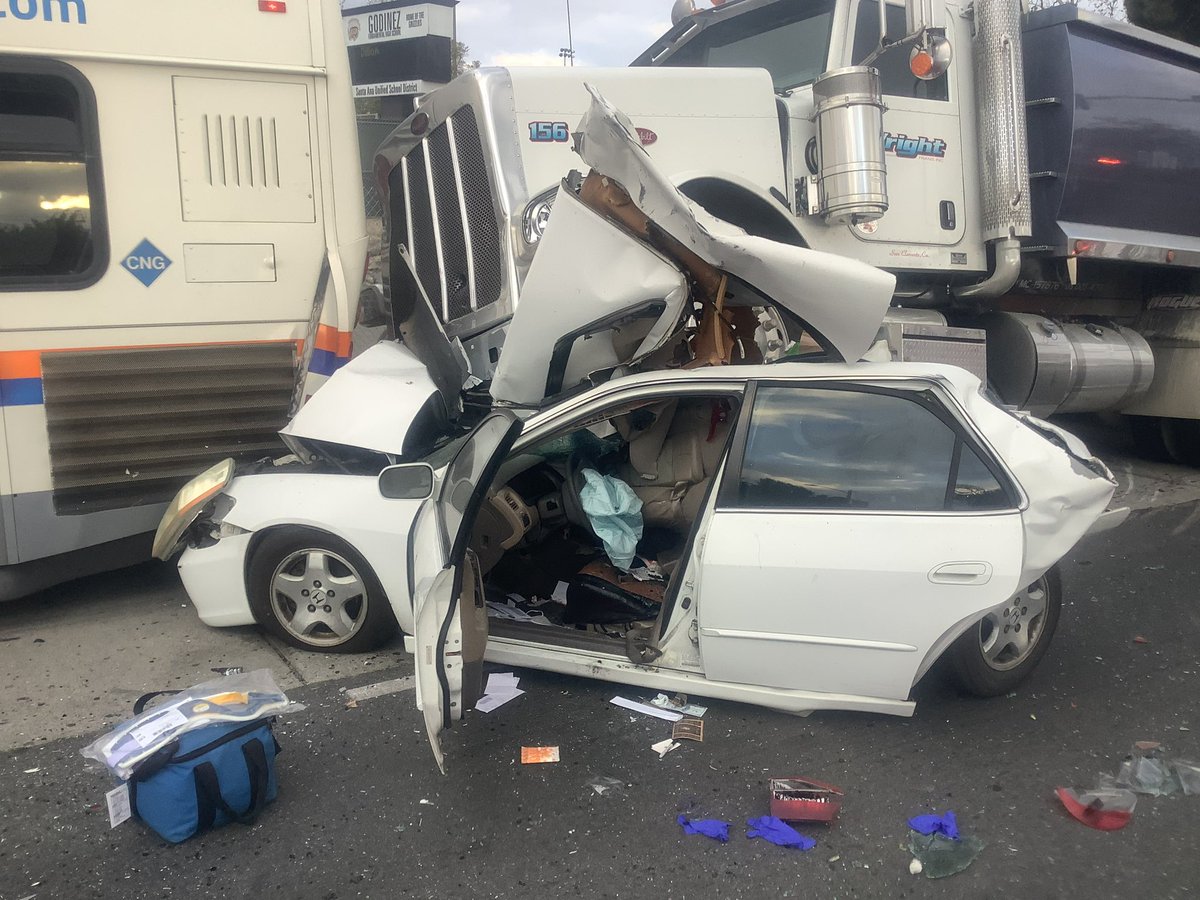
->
1171;760;1200;796
908;810;959;840
1116;753;1180;796
586;775;624;796
1055;786;1137;831
677;814;730;842
908;833;984;878
746;816;816;850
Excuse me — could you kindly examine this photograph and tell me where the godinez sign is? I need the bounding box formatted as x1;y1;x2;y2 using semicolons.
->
342;2;454;47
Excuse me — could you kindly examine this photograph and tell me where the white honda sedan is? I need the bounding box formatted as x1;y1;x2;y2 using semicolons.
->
154;91;1116;770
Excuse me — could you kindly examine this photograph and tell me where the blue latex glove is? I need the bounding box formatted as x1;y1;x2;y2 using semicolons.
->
746;816;816;850
677;814;730;843
908;810;959;840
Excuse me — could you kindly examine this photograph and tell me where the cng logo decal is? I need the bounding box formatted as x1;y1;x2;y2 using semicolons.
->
121;239;172;287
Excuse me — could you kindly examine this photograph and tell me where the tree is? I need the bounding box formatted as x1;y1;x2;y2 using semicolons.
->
451;41;480;77
1126;0;1200;44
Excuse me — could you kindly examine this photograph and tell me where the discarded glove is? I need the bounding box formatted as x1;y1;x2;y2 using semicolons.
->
677;814;730;843
746;815;816;850
908;810;959;840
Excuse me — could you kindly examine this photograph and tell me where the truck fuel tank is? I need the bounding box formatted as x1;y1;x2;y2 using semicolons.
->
981;312;1154;417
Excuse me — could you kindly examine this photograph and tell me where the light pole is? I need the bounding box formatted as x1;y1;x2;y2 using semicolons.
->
565;0;575;66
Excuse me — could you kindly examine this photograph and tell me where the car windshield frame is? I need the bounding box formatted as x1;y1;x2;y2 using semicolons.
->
652;0;838;93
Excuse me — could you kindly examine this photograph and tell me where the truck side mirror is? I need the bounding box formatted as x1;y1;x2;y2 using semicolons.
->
378;463;435;500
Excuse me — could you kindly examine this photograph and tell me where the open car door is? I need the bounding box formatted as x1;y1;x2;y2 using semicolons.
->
411;410;522;773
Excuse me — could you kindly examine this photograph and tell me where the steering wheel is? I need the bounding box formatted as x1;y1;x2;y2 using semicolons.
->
559;450;596;536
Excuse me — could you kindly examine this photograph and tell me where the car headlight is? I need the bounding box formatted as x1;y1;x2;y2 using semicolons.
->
152;458;236;560
522;187;558;246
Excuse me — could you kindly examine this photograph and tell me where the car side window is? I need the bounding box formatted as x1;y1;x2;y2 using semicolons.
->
851;0;949;102
727;385;1012;512
0;61;107;288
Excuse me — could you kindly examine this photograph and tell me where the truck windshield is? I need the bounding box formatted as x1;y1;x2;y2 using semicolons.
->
655;0;836;92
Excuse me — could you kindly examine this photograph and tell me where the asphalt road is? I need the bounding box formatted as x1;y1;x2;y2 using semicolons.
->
2;428;1200;899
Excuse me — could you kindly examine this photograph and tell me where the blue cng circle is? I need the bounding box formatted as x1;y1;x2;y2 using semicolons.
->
121;239;172;287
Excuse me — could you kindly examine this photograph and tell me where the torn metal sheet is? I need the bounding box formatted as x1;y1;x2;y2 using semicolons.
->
942;370;1116;586
282;341;446;457
489;185;690;407
573;84;896;364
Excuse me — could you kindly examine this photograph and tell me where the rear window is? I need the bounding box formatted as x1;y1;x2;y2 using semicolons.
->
727;385;1012;512
0;61;106;288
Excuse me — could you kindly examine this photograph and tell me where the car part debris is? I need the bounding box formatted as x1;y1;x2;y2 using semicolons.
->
746;815;816;850
344;675;417;703
677;814;730;842
672;718;704;743
769;777;844;823
908;833;985;879
1055;786;1137;831
521;746;560;764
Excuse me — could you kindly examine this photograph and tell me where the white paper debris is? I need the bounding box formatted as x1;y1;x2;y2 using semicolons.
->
475;689;525;713
106;783;132;828
651;738;681;759
610;696;684;722
551;581;570;605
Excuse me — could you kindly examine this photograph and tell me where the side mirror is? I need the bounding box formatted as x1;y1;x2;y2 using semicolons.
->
378;463;435;500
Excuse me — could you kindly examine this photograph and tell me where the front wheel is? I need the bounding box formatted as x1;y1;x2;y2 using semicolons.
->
946;566;1062;697
247;527;398;653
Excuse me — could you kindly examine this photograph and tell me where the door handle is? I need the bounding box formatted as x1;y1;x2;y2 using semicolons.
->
929;562;993;585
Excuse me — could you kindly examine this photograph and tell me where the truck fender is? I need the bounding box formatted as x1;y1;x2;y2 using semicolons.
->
672;171;809;247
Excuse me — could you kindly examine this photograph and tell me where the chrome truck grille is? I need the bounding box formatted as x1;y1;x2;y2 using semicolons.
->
391;106;504;330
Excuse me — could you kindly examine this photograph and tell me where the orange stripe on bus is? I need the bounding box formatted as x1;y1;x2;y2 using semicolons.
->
315;325;352;358
0;351;43;380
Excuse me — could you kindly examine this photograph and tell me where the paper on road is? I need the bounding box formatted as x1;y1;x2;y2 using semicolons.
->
610;696;684;722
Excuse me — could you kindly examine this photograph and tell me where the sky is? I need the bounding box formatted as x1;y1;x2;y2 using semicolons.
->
455;0;674;68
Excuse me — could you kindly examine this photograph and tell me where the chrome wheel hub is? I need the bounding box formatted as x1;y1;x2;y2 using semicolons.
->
270;548;367;647
978;576;1049;672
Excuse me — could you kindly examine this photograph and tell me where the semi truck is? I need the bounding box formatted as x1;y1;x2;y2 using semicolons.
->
0;0;367;598
373;0;1200;461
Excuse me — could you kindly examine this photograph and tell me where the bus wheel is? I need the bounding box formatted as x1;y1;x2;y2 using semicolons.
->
247;527;397;653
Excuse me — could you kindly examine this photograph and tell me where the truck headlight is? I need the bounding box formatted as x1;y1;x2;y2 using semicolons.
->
522;187;558;246
152;458;236;560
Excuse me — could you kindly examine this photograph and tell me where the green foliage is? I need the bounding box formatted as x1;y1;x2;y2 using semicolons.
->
451;41;480;77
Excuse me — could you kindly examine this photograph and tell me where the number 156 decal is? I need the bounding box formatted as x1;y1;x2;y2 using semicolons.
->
528;121;570;143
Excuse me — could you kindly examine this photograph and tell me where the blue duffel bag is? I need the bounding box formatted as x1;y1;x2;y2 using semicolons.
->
126;692;282;843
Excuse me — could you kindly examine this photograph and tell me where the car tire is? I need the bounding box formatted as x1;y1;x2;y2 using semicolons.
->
946;566;1062;697
247;527;397;653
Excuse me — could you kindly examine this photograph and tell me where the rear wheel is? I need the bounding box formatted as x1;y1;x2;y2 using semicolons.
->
947;566;1062;697
1161;417;1200;467
247;527;397;653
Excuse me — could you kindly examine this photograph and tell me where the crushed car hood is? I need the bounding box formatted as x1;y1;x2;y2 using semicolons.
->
282;342;449;459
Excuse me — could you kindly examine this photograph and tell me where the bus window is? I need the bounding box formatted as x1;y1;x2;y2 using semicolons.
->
0;61;107;288
852;1;949;101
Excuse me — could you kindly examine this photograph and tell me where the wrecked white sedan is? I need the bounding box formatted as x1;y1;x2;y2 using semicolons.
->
155;91;1115;766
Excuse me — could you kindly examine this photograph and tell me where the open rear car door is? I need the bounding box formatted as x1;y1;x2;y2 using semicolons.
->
409;411;522;773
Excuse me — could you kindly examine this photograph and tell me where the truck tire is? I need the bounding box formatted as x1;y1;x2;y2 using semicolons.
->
1161;418;1200;467
946;566;1062;697
247;527;398;653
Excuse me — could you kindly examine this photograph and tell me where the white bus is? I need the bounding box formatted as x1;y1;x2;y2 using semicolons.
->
0;0;367;598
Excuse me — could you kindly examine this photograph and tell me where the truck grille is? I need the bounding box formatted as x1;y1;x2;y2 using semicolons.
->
41;344;293;514
390;106;504;329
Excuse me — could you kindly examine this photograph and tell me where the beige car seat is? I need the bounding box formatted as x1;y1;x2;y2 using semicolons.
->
615;398;734;531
